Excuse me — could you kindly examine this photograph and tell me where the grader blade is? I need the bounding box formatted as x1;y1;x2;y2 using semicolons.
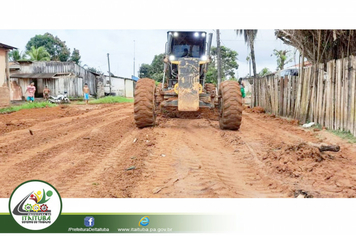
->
178;58;200;111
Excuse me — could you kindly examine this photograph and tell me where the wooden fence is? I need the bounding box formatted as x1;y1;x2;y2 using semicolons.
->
252;55;356;136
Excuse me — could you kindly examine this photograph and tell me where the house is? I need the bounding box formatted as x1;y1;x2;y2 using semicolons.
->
104;75;137;98
9;61;105;100
0;43;17;107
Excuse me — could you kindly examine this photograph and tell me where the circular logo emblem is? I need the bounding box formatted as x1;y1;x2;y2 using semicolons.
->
139;216;150;226
9;180;62;230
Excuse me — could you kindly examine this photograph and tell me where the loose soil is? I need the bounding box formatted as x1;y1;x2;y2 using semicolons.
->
0;103;355;198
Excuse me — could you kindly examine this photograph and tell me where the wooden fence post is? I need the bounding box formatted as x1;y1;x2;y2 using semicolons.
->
350;56;356;136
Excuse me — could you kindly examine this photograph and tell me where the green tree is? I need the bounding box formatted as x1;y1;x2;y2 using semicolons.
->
26;33;70;62
149;53;165;82
87;67;102;74
235;30;258;77
259;67;272;77
139;63;151;78
138;53;165;82
206;46;239;84
8;49;27;61
70;48;81;64
26;46;51;61
271;49;292;71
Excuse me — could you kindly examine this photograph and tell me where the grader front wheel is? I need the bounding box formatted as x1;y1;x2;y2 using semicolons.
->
218;81;243;130
134;78;156;128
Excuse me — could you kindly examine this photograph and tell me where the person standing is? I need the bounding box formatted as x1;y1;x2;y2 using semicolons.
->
238;78;246;105
83;83;90;105
43;85;50;100
25;82;36;102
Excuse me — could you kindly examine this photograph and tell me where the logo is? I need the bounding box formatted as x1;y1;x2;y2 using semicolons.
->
138;216;150;227
9;180;62;230
84;216;95;227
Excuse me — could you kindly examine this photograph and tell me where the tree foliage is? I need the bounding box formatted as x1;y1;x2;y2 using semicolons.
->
206;46;239;84
8;49;26;61
26;33;70;62
259;67;272;77
271;49;292;71
139;53;165;82
88;67;103;74
26;46;51;61
275;30;356;65
70;48;81;64
236;30;258;77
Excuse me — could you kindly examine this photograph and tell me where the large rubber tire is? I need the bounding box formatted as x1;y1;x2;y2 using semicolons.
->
218;80;243;130
134;78;156;128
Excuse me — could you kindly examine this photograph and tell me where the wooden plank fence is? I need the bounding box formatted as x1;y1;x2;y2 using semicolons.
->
253;55;356;136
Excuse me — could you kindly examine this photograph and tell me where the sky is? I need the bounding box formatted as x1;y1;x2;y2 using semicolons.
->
0;29;296;79
0;0;353;80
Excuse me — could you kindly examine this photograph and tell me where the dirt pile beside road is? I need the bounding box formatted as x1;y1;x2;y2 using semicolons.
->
245;106;265;113
263;142;356;198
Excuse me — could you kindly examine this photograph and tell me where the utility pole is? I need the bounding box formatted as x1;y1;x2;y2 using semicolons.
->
107;53;112;95
133;40;136;77
216;29;222;88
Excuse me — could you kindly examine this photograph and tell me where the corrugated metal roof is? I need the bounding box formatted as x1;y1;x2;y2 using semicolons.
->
0;43;17;50
10;73;57;79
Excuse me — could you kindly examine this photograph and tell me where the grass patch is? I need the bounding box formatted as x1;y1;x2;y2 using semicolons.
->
0;102;57;114
329;130;356;143
89;96;133;104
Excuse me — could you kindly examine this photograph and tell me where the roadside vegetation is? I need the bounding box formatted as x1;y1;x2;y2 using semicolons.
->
74;96;134;105
90;96;133;104
0;102;57;114
329;130;356;143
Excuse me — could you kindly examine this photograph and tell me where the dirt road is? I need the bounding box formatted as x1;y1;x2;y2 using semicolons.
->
1;103;356;198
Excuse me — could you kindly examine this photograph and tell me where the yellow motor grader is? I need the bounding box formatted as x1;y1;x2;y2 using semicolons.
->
134;31;243;130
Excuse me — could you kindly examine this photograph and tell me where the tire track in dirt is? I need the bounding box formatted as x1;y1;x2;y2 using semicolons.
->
131;117;287;198
0;105;131;149
2;103;356;198
0;104;134;197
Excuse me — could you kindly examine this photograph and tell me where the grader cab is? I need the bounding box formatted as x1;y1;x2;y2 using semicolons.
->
134;31;243;130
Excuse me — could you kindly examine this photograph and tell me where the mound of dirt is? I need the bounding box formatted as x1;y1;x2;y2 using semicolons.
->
245;106;265;113
264;142;330;178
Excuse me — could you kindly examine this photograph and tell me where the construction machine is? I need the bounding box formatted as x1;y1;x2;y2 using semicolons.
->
134;31;243;130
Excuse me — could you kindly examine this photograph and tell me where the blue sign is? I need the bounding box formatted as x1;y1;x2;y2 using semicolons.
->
131;75;139;82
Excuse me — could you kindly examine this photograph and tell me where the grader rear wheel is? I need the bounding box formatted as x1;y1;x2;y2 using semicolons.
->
218;80;243;130
134;78;156;128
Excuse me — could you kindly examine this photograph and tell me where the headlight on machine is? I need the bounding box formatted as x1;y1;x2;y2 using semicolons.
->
201;55;208;61
169;55;175;61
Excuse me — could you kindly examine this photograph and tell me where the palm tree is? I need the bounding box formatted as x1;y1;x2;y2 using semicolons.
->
26;46;51;61
8;49;27;61
236;30;258;77
272;49;292;71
